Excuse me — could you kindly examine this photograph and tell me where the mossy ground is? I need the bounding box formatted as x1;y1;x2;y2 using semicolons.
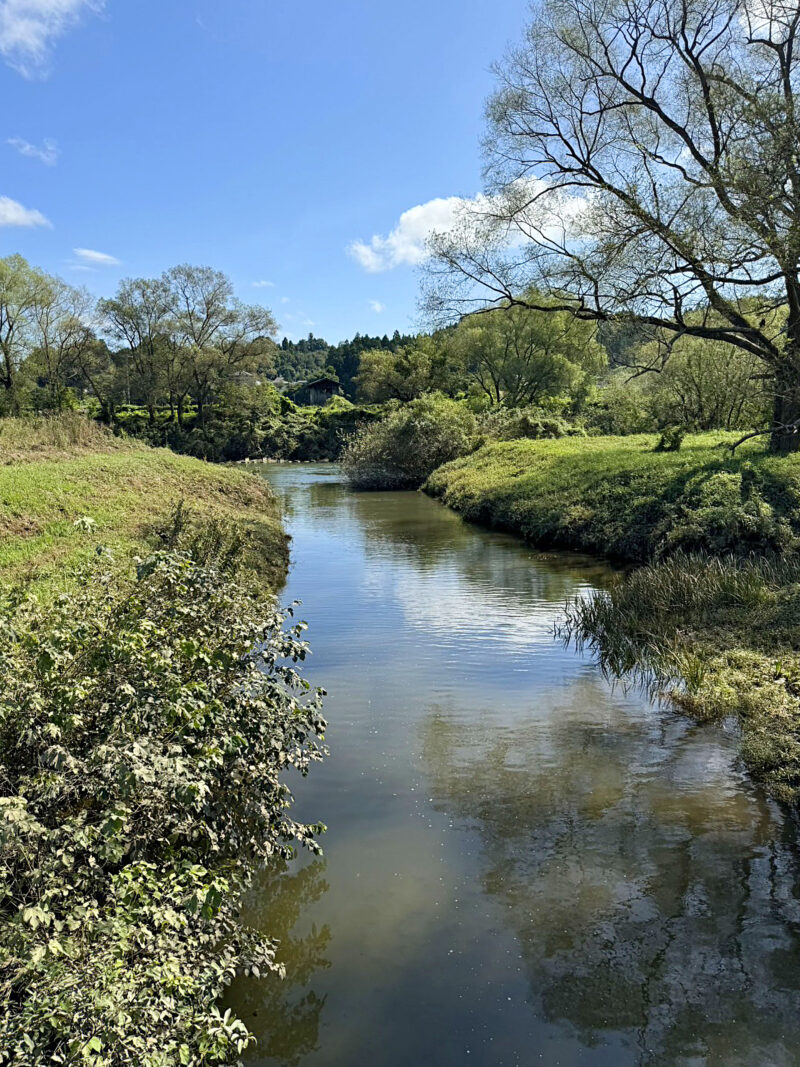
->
0;415;288;594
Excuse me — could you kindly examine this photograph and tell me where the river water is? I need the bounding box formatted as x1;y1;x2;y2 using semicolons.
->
226;463;800;1067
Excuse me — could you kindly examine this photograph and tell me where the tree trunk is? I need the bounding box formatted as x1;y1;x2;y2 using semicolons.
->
770;355;800;454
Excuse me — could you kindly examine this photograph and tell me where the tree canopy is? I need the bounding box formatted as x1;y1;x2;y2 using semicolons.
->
425;0;800;450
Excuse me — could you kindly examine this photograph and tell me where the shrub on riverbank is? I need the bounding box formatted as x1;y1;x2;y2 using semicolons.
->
341;394;477;490
0;548;326;1065
115;394;381;463
563;553;800;801
425;433;800;561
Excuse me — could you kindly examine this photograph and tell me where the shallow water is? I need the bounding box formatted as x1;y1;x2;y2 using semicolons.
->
226;463;800;1067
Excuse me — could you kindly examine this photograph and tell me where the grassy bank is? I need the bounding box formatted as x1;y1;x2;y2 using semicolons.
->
0;414;288;593
426;433;800;804
425;432;800;561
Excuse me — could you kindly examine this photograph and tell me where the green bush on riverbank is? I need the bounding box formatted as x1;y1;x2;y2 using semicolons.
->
0;549;326;1065
341;394;477;490
0;415;327;1063
425;432;800;561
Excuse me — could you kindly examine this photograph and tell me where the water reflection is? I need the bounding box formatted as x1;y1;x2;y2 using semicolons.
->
228;860;332;1067
421;690;800;1065
226;464;800;1067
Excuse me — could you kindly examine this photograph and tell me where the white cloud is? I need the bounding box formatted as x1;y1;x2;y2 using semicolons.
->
369;300;385;313
280;296;290;304
252;279;275;288
0;194;51;227
349;196;473;273
348;182;590;273
8;136;59;165
73;247;120;266
0;0;103;77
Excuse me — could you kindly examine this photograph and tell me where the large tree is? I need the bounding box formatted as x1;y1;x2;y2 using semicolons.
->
450;301;606;406
0;255;51;413
425;0;800;451
30;280;96;411
98;278;173;422
165;265;277;425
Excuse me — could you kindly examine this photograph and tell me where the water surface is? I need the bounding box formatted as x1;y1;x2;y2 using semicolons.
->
227;463;800;1067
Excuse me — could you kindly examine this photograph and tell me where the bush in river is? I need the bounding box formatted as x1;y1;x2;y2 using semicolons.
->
0;550;326;1065
341;393;477;490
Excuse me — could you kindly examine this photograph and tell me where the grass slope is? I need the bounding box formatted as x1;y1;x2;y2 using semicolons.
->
0;415;287;592
425;432;800;561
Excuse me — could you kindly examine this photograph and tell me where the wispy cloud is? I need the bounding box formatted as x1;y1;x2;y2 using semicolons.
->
8;136;59;165
0;0;104;78
0;195;51;227
280;296;290;304
73;247;120;266
252;279;275;289
369;300;385;313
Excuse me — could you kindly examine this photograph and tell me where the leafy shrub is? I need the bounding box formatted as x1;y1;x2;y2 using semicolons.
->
341;393;477;490
0;550;326;1065
477;405;584;442
582;377;656;435
654;425;685;452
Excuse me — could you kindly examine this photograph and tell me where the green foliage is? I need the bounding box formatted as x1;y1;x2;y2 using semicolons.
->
448;301;606;408
642;335;768;431
563;552;800;801
114;387;379;463
582;375;657;435
653;425;685;452
342;394;477;490
355;336;459;402
425;432;800;562
0;548;326;1065
477;404;584;443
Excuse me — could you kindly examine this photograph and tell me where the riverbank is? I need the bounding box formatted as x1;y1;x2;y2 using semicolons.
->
0;414;288;593
426;433;800;803
425;432;800;561
0;417;326;1066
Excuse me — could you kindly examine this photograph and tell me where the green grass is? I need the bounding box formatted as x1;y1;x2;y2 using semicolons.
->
425;432;800;561
0;415;288;594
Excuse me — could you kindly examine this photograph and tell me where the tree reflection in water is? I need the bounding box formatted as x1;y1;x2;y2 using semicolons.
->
226;860;332;1067
421;686;800;1066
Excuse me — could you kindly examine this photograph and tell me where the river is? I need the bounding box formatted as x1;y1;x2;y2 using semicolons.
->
226;463;800;1067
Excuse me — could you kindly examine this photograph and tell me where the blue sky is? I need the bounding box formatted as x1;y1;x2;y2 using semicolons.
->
1;0;529;342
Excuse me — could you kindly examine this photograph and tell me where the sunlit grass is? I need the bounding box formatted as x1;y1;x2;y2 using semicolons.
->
0;415;288;594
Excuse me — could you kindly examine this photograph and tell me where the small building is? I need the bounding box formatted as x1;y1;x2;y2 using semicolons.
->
291;376;343;406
